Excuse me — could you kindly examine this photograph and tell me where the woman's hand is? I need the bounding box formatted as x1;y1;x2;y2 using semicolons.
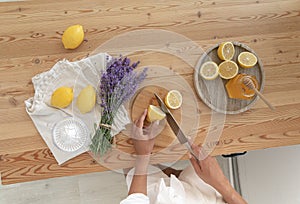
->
189;145;247;204
128;109;157;196
189;145;227;189
132;109;156;156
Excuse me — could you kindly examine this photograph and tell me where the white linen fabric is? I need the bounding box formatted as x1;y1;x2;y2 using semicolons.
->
120;165;226;204
25;53;130;165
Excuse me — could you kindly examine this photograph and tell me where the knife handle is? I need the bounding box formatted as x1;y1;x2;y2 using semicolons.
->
184;143;200;163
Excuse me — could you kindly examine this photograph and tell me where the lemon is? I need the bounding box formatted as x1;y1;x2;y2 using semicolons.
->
51;87;73;108
217;42;235;60
76;85;96;114
62;24;84;49
218;60;239;79
147;105;166;122
200;61;219;80
238;52;257;68
164;90;182;110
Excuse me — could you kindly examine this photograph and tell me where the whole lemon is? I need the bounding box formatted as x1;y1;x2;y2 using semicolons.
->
62;24;84;49
76;85;96;114
51;87;73;108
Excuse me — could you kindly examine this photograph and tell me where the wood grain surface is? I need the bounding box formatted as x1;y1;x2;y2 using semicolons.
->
1;0;300;185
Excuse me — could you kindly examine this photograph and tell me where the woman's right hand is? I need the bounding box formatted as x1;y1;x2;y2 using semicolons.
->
189;145;228;189
189;145;248;204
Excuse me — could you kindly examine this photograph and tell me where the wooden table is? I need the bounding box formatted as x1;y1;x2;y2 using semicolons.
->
1;0;300;185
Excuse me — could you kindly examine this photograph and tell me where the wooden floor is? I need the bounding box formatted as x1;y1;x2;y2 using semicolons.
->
0;0;300;185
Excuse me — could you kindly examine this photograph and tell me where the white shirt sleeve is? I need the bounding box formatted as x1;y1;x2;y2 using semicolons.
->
120;193;150;204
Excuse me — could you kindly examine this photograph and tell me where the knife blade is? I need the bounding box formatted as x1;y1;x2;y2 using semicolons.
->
154;93;200;162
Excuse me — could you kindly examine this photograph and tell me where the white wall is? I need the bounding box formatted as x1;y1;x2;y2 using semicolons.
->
238;144;300;204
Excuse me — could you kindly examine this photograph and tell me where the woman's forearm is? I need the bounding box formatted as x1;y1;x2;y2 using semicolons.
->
128;156;150;195
215;179;247;204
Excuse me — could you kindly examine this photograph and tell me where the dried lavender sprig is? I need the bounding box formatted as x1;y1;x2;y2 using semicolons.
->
90;56;147;156
99;56;140;116
108;68;147;115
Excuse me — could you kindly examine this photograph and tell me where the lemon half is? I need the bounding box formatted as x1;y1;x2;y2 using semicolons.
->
217;42;235;60
238;52;257;68
200;61;219;80
164;90;182;110
147;105;166;122
218;60;239;79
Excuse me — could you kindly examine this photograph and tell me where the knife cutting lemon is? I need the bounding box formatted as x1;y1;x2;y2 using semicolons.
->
146;105;166;122
146;90;182;122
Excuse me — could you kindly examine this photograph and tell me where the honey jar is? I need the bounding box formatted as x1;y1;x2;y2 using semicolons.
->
225;74;259;100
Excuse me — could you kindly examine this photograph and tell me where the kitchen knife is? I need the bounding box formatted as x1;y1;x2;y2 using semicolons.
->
154;93;200;162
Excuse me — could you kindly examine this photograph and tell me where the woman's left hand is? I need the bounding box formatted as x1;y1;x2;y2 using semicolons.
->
132;109;156;156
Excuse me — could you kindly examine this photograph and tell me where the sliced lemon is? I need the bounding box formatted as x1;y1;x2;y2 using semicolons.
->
164;90;182;110
200;61;219;80
218;60;239;79
147;105;166;122
217;42;235;60
62;24;84;50
51;87;73;108
238;52;257;68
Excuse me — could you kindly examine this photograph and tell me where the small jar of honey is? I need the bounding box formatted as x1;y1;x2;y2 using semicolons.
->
225;74;259;100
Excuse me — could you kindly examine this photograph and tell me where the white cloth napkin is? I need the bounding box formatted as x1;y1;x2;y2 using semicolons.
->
25;53;130;165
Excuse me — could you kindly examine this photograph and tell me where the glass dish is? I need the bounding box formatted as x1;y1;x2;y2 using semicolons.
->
53;117;88;152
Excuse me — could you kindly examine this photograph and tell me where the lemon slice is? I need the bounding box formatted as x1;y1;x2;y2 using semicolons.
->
238;52;257;68
218;60;239;79
217;42;235;60
147;105;166;122
164;90;182;110
62;24;84;50
200;61;219;80
51;87;73;108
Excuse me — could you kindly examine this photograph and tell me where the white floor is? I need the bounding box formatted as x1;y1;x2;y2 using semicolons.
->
0;170;128;204
0;160;198;204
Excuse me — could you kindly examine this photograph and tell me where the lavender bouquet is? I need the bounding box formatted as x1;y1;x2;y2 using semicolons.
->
90;56;147;157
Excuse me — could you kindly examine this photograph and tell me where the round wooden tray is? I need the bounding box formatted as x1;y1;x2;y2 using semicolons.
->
194;42;265;114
